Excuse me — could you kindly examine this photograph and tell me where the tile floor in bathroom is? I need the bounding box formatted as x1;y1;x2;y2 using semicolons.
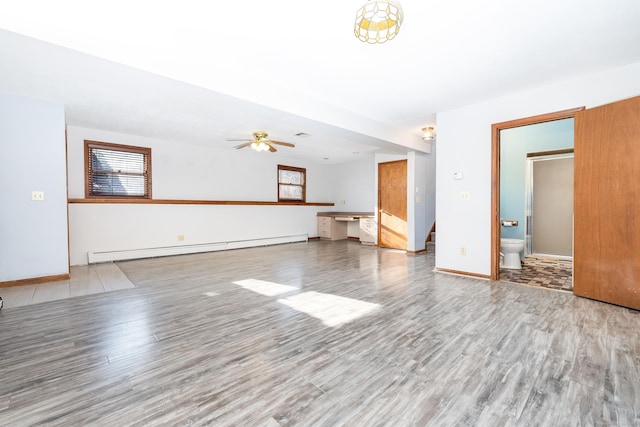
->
500;255;573;292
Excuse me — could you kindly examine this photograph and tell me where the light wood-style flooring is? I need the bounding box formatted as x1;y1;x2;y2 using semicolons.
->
1;241;639;426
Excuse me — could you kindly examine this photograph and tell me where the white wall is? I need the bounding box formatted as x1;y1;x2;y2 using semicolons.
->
67;126;334;201
329;156;376;213
411;143;437;251
329;156;377;237
435;61;640;276
425;143;437;237
67;126;335;265
0;94;68;281
407;152;428;252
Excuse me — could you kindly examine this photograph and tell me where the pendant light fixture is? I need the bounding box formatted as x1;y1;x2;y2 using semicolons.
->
354;0;404;44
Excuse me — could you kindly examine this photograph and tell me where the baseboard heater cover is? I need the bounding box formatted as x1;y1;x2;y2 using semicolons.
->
87;234;308;264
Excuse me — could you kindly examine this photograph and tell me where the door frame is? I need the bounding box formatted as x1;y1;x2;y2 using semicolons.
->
490;107;584;280
377;159;408;250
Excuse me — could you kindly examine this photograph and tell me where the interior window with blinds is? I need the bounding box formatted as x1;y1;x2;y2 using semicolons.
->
278;164;306;202
85;140;152;198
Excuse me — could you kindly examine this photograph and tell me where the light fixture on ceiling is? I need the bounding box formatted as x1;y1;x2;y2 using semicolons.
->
250;140;270;151
354;0;404;44
422;126;436;141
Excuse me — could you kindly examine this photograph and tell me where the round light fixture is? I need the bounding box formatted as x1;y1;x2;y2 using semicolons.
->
422;127;436;141
354;0;404;44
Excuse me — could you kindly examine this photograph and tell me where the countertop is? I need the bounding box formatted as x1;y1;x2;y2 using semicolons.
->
316;212;375;218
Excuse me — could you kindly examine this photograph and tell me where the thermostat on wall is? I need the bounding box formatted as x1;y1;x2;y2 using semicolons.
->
453;171;463;180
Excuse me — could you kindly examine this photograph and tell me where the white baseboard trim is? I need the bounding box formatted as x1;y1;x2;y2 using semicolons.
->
87;234;308;264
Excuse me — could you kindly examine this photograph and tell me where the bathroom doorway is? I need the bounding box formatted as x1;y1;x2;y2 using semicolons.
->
525;151;574;258
490;107;584;284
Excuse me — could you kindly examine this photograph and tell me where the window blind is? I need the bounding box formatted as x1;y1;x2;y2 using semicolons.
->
86;141;151;198
278;165;306;202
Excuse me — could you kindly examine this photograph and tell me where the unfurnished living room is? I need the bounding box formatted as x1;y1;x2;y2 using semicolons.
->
1;1;640;425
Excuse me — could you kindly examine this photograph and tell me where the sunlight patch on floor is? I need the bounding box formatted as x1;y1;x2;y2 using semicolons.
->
278;291;381;328
233;279;299;296
232;278;381;328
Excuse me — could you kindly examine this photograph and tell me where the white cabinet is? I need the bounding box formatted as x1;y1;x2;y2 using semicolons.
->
359;217;376;245
318;216;332;239
317;214;376;243
317;216;348;240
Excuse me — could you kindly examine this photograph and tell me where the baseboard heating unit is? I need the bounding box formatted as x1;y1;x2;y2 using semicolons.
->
87;234;308;264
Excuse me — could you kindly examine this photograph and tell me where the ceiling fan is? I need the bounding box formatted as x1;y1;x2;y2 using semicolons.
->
228;131;295;152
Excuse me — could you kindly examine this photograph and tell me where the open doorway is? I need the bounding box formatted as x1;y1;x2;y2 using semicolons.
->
490;107;584;283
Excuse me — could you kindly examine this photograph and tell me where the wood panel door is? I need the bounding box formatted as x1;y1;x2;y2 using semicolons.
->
574;95;640;309
378;160;407;249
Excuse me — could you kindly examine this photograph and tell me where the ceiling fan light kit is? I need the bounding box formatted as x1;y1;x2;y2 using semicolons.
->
230;131;295;153
354;0;404;44
250;141;270;152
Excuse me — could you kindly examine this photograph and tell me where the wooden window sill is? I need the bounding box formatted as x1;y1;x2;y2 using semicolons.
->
68;198;334;207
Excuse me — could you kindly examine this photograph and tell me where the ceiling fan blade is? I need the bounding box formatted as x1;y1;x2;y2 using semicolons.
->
269;140;295;147
234;142;252;149
227;139;252;142
268;144;277;152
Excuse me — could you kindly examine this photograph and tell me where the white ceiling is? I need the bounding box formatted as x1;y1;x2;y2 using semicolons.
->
1;0;640;164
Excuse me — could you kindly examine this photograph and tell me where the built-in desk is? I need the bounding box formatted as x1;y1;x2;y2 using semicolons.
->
316;212;376;244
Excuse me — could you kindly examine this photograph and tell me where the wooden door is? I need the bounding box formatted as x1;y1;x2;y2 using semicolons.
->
378;160;407;249
574;95;640;309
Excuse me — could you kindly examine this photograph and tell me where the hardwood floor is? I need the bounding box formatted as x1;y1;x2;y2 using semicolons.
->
1;241;639;426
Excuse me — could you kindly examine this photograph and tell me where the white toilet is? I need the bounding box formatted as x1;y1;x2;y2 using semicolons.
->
500;238;525;269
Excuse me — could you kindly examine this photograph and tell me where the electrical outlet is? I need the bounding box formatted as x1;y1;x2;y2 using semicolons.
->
460;246;467;256
31;191;45;201
460;191;470;200
178;235;185;241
